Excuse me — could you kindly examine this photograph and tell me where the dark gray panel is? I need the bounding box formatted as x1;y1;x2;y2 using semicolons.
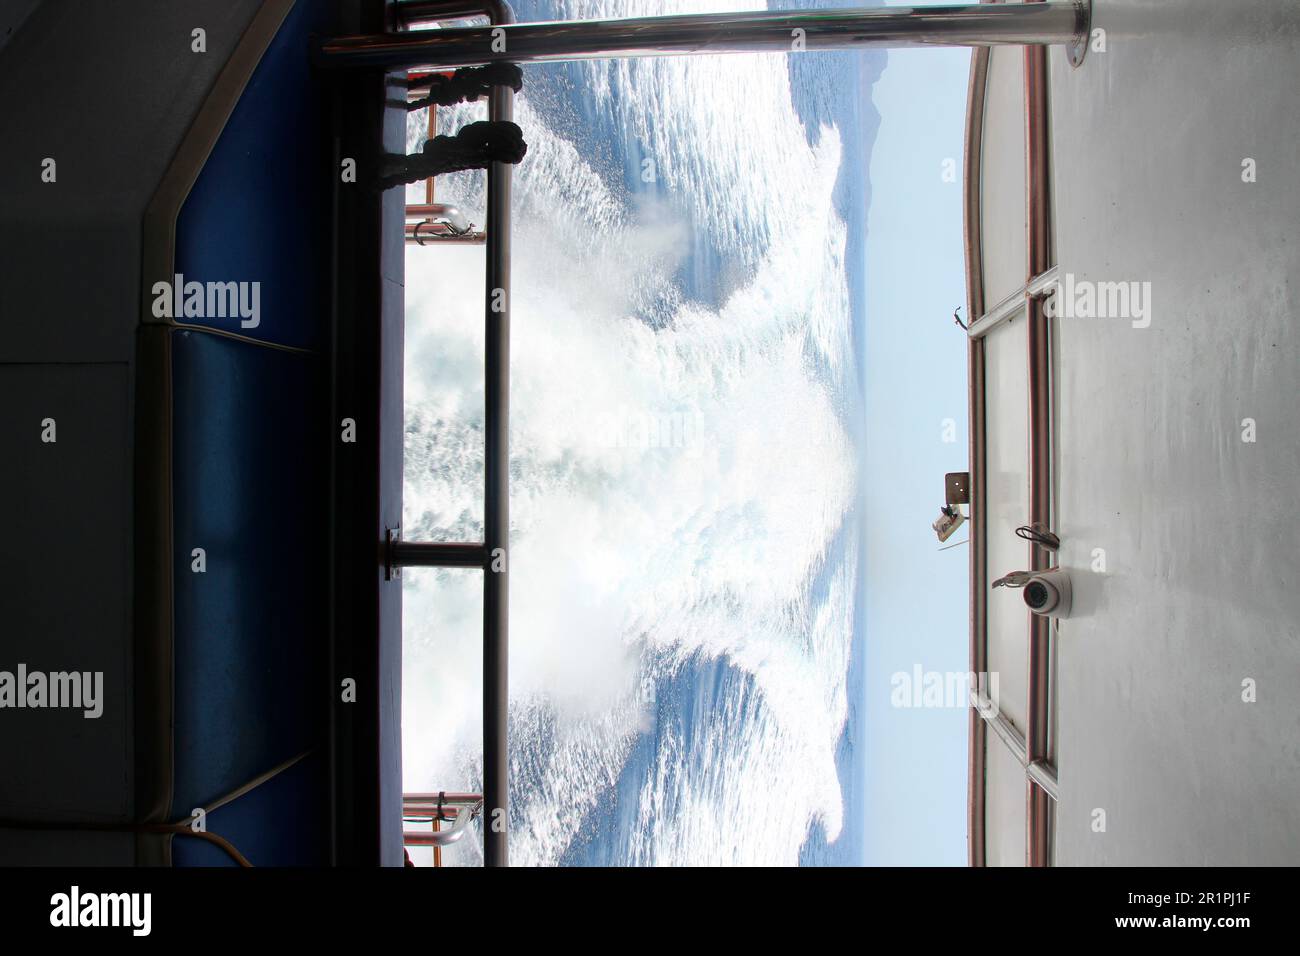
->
0;0;264;363
0;828;136;866
0;0;41;54
0;363;131;822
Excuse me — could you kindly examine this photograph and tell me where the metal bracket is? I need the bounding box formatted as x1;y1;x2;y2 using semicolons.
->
946;471;971;506
1068;0;1091;68
386;526;401;580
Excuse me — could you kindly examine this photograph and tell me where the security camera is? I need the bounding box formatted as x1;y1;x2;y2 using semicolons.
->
1022;569;1072;618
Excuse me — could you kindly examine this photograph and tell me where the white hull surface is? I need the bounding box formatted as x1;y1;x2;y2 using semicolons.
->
968;0;1300;865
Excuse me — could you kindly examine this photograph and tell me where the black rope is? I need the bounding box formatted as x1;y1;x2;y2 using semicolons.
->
377;120;527;190
407;63;524;111
1015;523;1060;551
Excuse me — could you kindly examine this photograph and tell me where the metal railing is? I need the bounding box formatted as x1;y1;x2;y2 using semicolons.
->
1023;16;1055;867
405;203;486;245
402;792;484;866
965;265;1058;339
971;694;1058;802
961;0;1061;866
319;2;1092;71
404;63;489;244
322;0;1095;867
386;0;514;869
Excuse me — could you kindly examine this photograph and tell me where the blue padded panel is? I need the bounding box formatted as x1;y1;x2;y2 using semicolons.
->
173;0;333;350
170;751;327;867
169;328;326;832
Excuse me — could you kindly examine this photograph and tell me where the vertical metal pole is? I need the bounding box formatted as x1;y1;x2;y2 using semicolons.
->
397;0;516;870
962;38;991;869
1024;23;1053;868
482;70;512;870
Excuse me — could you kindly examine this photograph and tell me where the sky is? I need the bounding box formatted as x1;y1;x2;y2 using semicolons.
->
859;30;974;864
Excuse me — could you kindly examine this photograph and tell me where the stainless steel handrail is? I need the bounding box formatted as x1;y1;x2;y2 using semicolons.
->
410;799;483;847
962;32;990;869
1024;17;1054;867
966;265;1058;338
405;202;471;230
320;3;1091;71
971;692;1059;802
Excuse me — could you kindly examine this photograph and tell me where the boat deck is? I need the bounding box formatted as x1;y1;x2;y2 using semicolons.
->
1049;0;1300;866
972;0;1300;865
